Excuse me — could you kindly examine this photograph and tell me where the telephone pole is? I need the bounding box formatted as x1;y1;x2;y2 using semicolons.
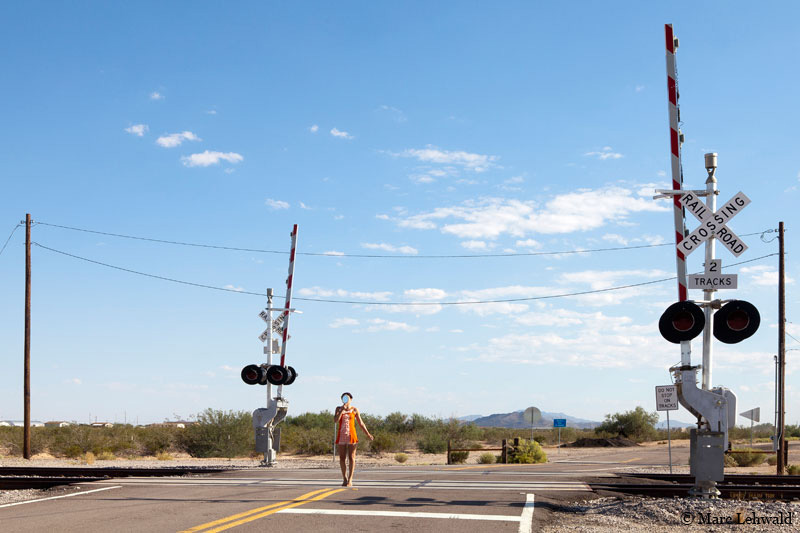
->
777;221;786;475
23;214;31;460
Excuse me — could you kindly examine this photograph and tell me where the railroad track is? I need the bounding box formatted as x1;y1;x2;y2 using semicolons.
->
625;473;800;485
0;466;232;490
590;482;800;500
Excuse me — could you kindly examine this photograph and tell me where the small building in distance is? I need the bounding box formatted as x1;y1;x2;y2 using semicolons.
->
90;422;114;428
150;421;194;429
0;420;45;427
45;421;73;428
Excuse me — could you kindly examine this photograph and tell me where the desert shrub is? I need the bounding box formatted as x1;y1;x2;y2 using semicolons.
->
724;454;737;467
509;439;547;464
394;453;408;463
787;464;800;475
138;426;179;455
730;450;766;467
533;436;546;445
178;409;253;458
417;429;448;454
449;451;469;464
284;411;334;431
282;427;332;455
369;431;397;455
478;452;496;464
83;451;96;464
767;455;778;466
383;412;411;434
595;407;659;442
96;450;115;461
156;451;173;461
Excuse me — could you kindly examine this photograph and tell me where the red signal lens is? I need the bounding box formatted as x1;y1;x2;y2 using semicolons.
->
671;311;695;332
726;309;749;331
244;369;259;381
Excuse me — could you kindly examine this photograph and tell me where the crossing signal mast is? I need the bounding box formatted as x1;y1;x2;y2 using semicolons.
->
241;225;301;466
654;25;761;499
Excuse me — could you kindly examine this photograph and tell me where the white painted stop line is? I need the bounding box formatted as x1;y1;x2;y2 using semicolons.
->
278;493;537;532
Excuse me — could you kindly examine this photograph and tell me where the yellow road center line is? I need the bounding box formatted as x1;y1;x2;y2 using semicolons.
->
620;457;641;463
202;488;346;533
178;488;332;533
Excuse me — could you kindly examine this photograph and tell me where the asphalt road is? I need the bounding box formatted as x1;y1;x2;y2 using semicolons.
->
0;445;683;532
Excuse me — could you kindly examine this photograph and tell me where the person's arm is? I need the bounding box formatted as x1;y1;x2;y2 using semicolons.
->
335;406;343;424
354;408;373;440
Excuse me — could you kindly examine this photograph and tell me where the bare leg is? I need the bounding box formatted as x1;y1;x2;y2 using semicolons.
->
337;445;348;486
346;445;357;486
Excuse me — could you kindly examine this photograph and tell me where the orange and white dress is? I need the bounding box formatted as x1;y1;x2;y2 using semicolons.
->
336;408;358;445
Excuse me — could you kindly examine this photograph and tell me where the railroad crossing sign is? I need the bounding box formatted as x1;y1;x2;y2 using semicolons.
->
678;191;750;257
688;259;738;290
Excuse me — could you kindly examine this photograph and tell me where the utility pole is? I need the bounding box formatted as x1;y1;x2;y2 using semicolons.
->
23;213;31;460
777;221;786;475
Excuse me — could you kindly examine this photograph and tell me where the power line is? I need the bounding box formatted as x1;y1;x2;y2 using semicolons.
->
31;241;778;306
34;221;775;259
0;224;22;258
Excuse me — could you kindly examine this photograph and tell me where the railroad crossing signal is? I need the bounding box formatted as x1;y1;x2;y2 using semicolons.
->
241;364;298;386
678;191;750;257
713;300;760;344
659;301;706;343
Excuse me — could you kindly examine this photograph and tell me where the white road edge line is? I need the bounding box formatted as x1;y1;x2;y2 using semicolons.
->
277;509;520;522
518;493;535;533
0;485;122;509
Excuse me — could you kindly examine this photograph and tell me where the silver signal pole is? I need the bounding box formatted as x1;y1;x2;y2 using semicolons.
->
702;153;718;390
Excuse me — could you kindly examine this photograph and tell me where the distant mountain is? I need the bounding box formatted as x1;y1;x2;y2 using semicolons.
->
457;414;483;422
468;410;601;429
656;419;695;429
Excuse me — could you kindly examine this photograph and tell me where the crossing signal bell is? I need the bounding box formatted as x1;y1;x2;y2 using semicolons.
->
241;364;297;386
659;299;759;345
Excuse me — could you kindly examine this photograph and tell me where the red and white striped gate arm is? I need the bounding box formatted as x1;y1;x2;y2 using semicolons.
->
279;224;298;368
665;24;688;302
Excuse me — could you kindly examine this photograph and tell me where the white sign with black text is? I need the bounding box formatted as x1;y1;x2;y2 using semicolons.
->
678;191;750;257
688;259;738;290
655;385;679;411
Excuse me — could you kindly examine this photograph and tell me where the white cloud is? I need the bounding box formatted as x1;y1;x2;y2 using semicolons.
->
68;378;82;385
460;240;489;250
206;110;217;115
404;288;447;301
584;147;623;160
364;318;417;332
740;265;794;286
330;127;354;139
361;242;418;255
265;199;290;210
298;287;393;302
505;176;524;184
309;124;319;133
150;91;164;100
399;146;497;172
635;85;645;92
515;239;541;249
125;124;149;137
223;284;244;292
396;186;666;239
181;150;243;167
299;202;312;210
156;131;201;148
378;105;407;122
376;214;390;220
322;250;344;256
330;317;359;328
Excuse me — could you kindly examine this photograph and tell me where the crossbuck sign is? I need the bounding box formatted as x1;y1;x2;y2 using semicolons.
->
678;191;750;257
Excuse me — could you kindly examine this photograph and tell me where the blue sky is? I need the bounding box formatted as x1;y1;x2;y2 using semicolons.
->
1;2;798;426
